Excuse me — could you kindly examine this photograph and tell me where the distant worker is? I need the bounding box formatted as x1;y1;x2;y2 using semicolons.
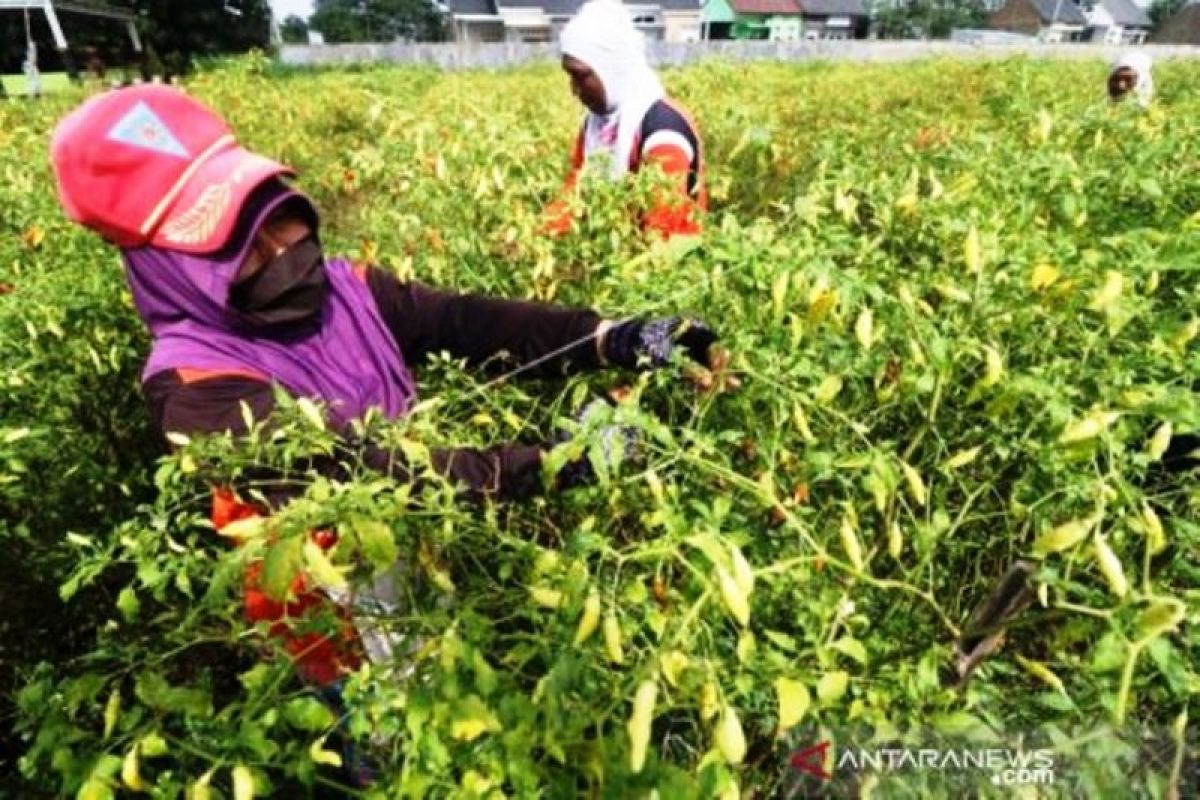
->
85;46;107;83
545;0;706;239
1108;52;1153;107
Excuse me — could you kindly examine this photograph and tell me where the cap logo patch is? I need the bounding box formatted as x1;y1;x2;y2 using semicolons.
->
160;182;231;246
107;101;189;159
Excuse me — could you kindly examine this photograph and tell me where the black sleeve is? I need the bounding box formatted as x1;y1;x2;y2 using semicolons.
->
366;267;603;376
639;100;701;195
1162;432;1199;475
143;370;546;501
363;441;545;501
144;369;276;438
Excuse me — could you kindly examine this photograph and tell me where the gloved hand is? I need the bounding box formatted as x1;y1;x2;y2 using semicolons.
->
600;316;739;392
555;399;640;490
315;680;380;788
601;316;719;370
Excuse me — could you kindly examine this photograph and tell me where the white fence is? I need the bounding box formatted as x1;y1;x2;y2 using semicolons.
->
279;40;1200;70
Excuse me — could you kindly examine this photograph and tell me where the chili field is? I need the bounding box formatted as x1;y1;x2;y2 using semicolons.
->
2;53;1199;798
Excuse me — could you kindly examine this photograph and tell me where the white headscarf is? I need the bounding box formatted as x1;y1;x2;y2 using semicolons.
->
560;0;665;178
1112;52;1154;107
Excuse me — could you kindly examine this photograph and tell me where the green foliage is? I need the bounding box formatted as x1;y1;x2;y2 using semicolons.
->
1150;0;1186;29
131;0;274;74
4;56;1200;797
281;14;312;45
872;0;989;39
310;0;448;44
0;88;160;793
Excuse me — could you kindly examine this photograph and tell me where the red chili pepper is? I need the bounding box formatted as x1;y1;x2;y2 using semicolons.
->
312;529;338;550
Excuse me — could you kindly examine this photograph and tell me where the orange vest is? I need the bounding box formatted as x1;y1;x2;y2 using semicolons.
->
544;97;707;239
212;487;359;685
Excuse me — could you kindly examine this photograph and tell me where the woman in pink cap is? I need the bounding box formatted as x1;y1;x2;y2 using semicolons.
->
48;84;726;729
50;84;724;501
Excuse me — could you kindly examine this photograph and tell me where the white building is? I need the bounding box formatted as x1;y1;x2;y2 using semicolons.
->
1082;0;1151;44
448;0;702;44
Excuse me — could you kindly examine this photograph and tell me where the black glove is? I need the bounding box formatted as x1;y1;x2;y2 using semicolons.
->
315;680;380;788
555;399;640;490
602;316;718;370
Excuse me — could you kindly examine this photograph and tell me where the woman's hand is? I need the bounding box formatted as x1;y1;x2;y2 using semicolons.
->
597;316;738;392
553;399;640;490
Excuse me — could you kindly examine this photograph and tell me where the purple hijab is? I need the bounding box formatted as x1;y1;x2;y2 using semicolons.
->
123;183;417;426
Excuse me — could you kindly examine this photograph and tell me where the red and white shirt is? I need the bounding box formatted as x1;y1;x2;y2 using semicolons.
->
546;98;707;239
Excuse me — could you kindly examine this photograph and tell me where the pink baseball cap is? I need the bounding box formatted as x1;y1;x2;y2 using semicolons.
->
50;84;293;254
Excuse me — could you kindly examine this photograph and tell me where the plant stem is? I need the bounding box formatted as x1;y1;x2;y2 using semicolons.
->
671;586;713;647
1114;640;1144;725
1054;601;1113;619
864;576;960;636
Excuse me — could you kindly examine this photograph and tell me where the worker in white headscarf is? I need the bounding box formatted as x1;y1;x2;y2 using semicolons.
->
545;0;706;239
1108;52;1153;107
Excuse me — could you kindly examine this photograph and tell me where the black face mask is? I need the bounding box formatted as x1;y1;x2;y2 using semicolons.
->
228;236;327;332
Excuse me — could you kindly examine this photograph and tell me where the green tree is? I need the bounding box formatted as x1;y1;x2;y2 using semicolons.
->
131;0;273;73
871;0;987;39
1149;0;1185;27
309;0;361;42
281;14;310;43
873;0;919;38
310;0;447;43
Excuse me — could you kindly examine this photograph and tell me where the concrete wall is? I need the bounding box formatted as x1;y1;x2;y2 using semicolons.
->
279;40;1200;70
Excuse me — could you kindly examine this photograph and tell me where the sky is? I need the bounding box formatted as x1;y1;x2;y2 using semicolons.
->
270;0;315;21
